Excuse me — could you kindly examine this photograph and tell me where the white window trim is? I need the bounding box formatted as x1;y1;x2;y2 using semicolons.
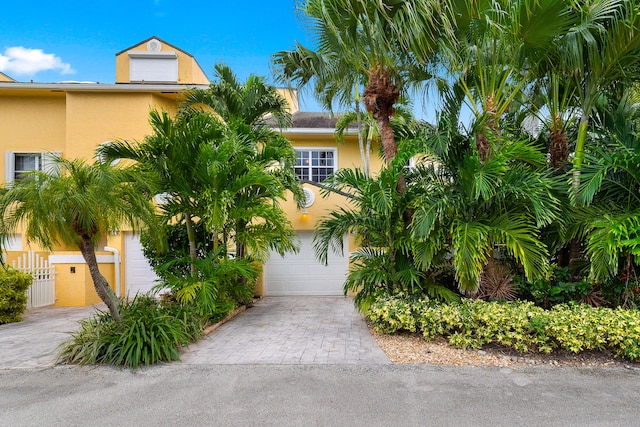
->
5;151;61;185
96;142;120;166
129;51;178;83
294;147;338;183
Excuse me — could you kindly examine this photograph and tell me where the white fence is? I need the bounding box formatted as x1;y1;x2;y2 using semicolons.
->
12;251;56;308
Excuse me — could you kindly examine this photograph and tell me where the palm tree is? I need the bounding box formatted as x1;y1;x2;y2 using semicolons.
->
183;63;292;130
273;0;452;170
0;158;156;321
314;150;459;310
98;110;225;274
198;119;301;262
574;92;640;285
556;0;640;175
334;105;418;177
181;64;305;260
409;92;559;293
438;0;575;162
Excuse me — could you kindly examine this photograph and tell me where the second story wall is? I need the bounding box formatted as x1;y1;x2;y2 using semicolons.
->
65;92;158;161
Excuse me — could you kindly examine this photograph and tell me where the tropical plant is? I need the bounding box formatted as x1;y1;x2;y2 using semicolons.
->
368;294;640;361
98;109;224;274
141;220;213;281
274;0;452;178
409;95;559;294
554;0;640;175
476;261;518;302
197;122;302;262
438;0;575;160
314;144;459;310
183;63;292;130
164;249;259;320
57;294;202;368
0;158;156;321
182;64;305;262
334;105;419;177
573;93;640;284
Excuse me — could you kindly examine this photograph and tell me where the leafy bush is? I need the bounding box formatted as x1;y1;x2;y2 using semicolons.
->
160;252;258;322
516;266;605;308
58;294;203;368
366;292;421;334
0;268;33;324
600;274;640;309
367;294;640;362
141;221;213;281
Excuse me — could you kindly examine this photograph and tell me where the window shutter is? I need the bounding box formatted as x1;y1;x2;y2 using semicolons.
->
5;152;15;184
42;152;62;175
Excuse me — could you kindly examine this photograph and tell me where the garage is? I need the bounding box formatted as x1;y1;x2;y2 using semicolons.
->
264;231;349;296
124;232;160;296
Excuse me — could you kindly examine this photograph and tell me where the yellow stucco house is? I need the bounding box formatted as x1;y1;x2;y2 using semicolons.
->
0;37;380;306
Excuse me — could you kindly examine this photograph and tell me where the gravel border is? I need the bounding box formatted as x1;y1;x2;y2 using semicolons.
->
368;325;640;369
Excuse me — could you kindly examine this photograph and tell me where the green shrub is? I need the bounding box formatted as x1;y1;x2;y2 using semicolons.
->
58;294;203;368
141;221;214;281
366;294;640;362
367;293;423;334
0;268;33;324
162;252;258;322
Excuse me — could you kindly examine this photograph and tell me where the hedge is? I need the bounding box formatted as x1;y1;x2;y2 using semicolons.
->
367;293;640;362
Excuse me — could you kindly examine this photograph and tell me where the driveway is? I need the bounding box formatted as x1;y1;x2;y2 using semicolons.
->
0;297;388;368
0;304;102;369
181;296;390;364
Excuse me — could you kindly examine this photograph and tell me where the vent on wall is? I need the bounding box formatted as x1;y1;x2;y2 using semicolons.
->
147;39;162;52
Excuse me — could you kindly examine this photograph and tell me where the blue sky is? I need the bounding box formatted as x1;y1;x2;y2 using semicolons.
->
0;0;330;111
0;0;436;119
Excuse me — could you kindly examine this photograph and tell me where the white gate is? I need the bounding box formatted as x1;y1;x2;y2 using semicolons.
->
12;251;56;308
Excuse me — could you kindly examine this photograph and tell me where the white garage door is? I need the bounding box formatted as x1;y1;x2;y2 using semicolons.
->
124;232;160;296
264;231;349;296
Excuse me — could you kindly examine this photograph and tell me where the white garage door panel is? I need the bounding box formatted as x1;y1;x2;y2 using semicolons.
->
265;231;348;296
124;232;160;296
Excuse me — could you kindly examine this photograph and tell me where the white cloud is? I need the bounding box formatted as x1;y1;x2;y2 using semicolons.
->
0;46;75;76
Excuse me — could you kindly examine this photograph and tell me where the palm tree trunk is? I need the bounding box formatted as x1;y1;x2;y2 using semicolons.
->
78;235;121;322
378;115;398;166
185;213;197;275
549;115;569;171
363;65;400;168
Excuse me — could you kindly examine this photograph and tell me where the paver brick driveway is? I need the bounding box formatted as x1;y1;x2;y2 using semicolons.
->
181;296;390;365
0;297;389;368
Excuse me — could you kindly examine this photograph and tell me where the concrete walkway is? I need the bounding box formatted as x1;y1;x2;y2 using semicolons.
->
181;297;390;364
0;297;388;368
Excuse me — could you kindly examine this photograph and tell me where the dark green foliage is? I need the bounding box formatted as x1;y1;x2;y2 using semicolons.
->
160;250;259;322
58;294;203;368
0;268;32;324
599;274;640;309
516;266;607;308
141;221;213;281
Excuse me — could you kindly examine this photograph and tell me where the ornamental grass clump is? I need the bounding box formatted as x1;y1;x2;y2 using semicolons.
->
58;294;203;368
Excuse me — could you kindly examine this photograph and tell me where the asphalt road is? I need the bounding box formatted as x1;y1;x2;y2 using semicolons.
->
1;364;638;426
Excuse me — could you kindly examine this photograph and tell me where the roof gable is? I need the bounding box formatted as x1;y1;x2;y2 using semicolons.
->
115;36;196;58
